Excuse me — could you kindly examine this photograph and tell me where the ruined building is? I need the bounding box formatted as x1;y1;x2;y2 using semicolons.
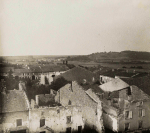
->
30;94;84;133
98;78;150;132
55;81;104;133
0;87;84;133
0;89;30;133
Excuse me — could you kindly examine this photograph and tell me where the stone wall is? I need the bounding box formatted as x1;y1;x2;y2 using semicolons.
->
0;111;29;133
29;106;84;133
119;100;150;132
55;81;103;133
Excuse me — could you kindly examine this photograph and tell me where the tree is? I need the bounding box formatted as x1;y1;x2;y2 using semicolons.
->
50;77;71;91
8;69;13;79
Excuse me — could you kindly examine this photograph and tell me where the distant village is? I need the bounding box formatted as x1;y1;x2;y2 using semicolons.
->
0;56;150;133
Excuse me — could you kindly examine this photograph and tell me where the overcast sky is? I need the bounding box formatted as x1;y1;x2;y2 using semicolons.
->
0;0;150;56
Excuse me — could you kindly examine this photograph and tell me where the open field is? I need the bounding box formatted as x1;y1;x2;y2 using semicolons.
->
68;61;150;72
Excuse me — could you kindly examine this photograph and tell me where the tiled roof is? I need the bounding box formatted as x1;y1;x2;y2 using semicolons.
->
85;89;101;103
14;69;32;73
54;67;99;84
121;76;150;96
14;65;68;73
99;78;129;92
130;85;150;101
88;84;104;94
0;90;29;113
100;69;137;78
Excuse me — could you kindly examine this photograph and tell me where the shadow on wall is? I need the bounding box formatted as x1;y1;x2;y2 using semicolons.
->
105;128;117;133
82;125;99;133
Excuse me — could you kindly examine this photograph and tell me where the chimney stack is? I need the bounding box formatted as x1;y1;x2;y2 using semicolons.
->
35;95;39;105
50;89;54;95
66;60;68;65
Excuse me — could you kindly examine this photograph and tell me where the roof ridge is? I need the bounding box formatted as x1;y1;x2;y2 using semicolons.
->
76;66;95;75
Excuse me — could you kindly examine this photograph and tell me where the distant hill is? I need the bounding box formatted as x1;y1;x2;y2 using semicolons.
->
65;51;150;62
87;51;150;62
67;55;92;62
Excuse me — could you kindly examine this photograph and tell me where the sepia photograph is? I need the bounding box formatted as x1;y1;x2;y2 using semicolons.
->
0;0;150;133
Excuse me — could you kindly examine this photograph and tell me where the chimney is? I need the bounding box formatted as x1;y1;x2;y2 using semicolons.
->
50;89;54;95
31;99;35;108
66;60;68;65
70;82;73;92
83;79;87;85
128;95;132;101
35;95;39;105
92;77;95;82
107;99;111;106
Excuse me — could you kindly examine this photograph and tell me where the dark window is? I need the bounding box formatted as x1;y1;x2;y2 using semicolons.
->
125;123;130;131
32;75;35;80
40;132;46;133
66;116;71;123
40;119;45;127
78;126;82;133
16;119;22;126
10;130;26;133
125;111;132;119
126;87;131;96
125;111;129;119
139;109;142;117
52;75;55;77
57;109;60;114
100;77;102;81
139;121;143;129
108;92;111;97
66;127;71;133
68;100;71;105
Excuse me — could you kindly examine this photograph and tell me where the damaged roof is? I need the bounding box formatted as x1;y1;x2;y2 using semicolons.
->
0;90;29;113
121;76;150;96
130;85;150;101
99;78;129;92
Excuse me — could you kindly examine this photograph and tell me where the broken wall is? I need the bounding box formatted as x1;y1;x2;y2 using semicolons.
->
0;111;29;133
29;106;84;133
55;81;103;133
